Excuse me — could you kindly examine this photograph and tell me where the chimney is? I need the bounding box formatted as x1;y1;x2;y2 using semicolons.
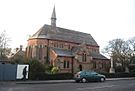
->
20;45;23;51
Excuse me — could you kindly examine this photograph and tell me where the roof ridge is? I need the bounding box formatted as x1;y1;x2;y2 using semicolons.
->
44;24;92;36
29;24;99;46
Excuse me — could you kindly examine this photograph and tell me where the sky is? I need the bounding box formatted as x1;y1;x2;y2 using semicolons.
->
0;0;135;52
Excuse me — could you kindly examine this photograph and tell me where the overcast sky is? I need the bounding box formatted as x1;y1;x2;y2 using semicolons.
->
0;0;135;52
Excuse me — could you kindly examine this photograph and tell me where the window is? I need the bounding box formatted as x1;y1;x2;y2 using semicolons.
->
54;43;56;47
67;61;69;68
82;53;86;62
93;61;96;69
60;44;64;48
63;60;70;68
99;63;103;69
68;45;70;49
64;61;66;68
29;46;32;58
39;45;42;60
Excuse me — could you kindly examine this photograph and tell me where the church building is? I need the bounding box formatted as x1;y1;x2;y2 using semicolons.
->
26;7;110;73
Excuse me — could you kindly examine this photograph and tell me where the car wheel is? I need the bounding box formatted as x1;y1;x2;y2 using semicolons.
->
100;77;105;82
81;78;87;83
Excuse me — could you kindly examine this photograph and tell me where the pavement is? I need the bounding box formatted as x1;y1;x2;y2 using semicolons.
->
15;77;135;84
1;77;135;84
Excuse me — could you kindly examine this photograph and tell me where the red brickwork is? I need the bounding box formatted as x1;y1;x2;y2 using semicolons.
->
26;38;110;73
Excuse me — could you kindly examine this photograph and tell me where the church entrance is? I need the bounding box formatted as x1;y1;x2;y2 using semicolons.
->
79;65;82;71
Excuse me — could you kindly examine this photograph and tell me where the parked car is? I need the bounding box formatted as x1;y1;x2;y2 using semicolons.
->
74;71;106;83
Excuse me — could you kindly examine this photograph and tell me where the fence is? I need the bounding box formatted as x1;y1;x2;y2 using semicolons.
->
0;64;29;81
0;64;17;81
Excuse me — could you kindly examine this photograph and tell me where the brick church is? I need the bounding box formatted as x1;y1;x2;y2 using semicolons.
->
26;7;110;73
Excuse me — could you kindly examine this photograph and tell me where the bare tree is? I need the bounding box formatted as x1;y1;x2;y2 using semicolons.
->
128;37;135;54
103;39;131;72
0;31;11;60
128;37;135;64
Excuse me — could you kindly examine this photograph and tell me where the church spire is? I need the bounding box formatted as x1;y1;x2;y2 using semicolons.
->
51;6;56;29
51;6;56;20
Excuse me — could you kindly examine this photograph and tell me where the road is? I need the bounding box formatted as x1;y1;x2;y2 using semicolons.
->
0;79;135;91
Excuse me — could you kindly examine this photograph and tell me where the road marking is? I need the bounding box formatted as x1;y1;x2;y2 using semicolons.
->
77;85;117;90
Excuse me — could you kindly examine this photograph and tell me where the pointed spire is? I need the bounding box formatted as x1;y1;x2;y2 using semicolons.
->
51;6;56;30
51;6;56;20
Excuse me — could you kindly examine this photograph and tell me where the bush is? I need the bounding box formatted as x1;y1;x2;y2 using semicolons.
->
27;59;73;80
45;73;73;80
28;73;73;80
28;59;46;80
115;66;125;72
51;66;59;74
129;64;135;72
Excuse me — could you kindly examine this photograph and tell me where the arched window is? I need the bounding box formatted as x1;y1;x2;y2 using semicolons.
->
67;61;69;68
63;60;70;68
82;52;86;62
39;45;42;60
64;60;66;68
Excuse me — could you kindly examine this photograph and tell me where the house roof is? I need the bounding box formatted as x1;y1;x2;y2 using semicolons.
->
30;24;99;46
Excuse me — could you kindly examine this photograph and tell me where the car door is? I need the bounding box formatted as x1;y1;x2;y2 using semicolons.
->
83;71;90;80
91;72;98;81
85;72;93;81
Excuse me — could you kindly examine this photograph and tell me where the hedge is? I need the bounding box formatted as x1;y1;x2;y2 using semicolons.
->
100;72;135;78
29;73;74;80
29;72;135;80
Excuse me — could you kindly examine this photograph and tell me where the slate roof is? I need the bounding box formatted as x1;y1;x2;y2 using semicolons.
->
52;48;74;57
90;52;109;60
51;48;109;60
30;24;99;46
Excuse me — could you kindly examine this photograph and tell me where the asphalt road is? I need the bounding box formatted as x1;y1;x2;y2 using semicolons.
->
0;79;135;91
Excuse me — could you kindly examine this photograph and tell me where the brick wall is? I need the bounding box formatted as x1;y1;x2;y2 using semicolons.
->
26;38;110;73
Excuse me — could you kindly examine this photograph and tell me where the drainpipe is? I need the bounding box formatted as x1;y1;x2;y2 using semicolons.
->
71;57;74;74
46;39;49;63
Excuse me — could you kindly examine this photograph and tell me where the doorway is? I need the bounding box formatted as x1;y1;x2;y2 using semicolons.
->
79;65;82;71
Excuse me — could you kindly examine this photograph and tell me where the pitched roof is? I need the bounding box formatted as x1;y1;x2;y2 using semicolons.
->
90;52;109;60
51;48;109;60
52;48;73;57
30;24;99;46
